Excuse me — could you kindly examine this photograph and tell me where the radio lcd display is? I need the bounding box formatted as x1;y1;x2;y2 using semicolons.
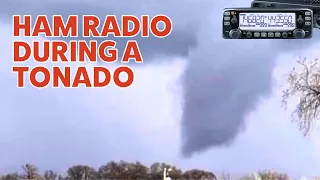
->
239;12;296;31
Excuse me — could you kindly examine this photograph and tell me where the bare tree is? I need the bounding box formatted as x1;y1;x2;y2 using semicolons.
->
149;162;182;179
43;170;57;180
257;170;289;180
57;175;66;180
219;172;232;180
21;164;42;179
66;165;97;180
182;169;217;180
0;173;20;180
282;57;320;135
98;160;149;179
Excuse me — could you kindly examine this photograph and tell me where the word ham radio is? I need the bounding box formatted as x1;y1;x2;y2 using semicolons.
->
12;14;172;88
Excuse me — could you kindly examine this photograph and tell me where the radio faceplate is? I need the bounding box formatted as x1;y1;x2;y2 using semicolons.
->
222;8;313;39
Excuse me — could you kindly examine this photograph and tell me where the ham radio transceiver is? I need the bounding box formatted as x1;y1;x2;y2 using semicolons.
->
222;8;313;39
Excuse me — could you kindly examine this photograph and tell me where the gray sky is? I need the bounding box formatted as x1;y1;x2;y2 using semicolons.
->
1;0;320;178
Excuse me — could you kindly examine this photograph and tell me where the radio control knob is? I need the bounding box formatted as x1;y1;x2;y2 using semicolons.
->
293;29;305;39
297;17;304;24
229;29;241;39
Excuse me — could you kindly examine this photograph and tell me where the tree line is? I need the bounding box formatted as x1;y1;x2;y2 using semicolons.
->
0;162;218;180
0;161;298;180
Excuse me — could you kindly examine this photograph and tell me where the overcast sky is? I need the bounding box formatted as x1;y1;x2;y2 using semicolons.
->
1;0;320;178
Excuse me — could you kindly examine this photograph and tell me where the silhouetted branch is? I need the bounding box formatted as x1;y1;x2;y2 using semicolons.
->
282;57;320;135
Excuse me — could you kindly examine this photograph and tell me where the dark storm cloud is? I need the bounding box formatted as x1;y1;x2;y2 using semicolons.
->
181;38;275;156
2;0;320;159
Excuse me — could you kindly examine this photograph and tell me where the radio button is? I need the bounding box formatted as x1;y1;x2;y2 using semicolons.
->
268;32;274;37
305;17;311;20
224;22;230;26
229;29;241;39
254;32;260;37
231;18;238;24
305;22;311;26
275;32;281;37
282;32;288;38
246;32;252;38
261;32;267;37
